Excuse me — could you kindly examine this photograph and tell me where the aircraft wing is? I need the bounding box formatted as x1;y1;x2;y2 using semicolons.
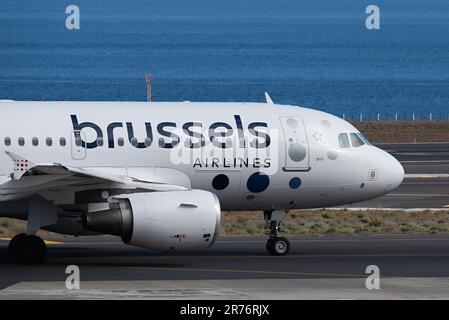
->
0;151;191;199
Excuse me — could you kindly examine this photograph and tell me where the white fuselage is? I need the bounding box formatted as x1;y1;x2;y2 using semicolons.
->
0;101;404;212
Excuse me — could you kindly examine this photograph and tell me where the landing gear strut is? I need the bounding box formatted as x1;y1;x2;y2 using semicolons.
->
264;210;290;256
8;233;47;264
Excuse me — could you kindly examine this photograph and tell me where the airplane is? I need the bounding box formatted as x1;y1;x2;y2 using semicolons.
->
0;94;404;263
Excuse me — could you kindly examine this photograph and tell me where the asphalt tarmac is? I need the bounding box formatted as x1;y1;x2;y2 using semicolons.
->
344;177;449;209
1;235;449;299
379;142;449;174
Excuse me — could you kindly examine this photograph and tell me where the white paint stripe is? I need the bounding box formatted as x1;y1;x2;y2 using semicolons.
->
377;142;449;145
402;182;449;185
405;174;449;178
327;207;449;212
386;193;448;196
402;160;449;163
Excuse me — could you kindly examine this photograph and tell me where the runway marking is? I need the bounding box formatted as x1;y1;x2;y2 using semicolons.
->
0;238;63;245
216;238;449;243
378;142;449;146
1;236;448;247
331;207;449;212
52;259;449;278
402;160;449;163
402;182;449;185
405;174;449;178
44;252;449;261
82;265;365;278
20;237;449;246
44;240;65;245
386;193;449;197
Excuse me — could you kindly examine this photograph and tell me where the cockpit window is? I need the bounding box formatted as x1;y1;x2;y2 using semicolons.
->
338;133;350;148
350;133;365;147
357;132;371;145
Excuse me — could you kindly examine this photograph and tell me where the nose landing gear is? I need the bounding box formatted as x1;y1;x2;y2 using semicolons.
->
264;210;290;256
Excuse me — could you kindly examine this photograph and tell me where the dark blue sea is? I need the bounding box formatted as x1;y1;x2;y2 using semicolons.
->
1;0;449;119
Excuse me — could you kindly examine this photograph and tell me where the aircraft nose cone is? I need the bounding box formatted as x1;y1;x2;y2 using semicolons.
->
384;153;404;191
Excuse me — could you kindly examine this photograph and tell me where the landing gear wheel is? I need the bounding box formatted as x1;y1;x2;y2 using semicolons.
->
7;233;26;255
8;233;47;264
264;210;290;256
266;238;274;253
266;237;290;256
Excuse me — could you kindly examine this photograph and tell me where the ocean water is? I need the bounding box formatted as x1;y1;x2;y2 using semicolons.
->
0;0;449;117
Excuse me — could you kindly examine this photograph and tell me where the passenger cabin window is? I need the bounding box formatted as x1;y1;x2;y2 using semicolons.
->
18;137;25;146
75;136;82;147
4;137;10;146
130;137;138;147
117;137;124;147
350;133;365;147
32;137;39;146
338;133;350;148
97;137;104;147
46;137;52;146
60;137;66;146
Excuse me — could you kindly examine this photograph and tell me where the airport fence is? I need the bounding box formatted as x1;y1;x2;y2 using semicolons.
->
339;112;449;121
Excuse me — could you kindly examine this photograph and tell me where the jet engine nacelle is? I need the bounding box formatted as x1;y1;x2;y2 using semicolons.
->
82;190;221;251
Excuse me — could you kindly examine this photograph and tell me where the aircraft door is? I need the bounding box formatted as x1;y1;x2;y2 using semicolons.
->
280;117;310;171
71;130;87;160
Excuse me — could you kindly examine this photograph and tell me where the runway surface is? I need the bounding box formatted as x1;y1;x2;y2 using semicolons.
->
344;177;449;209
1;235;449;299
379;142;449;174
